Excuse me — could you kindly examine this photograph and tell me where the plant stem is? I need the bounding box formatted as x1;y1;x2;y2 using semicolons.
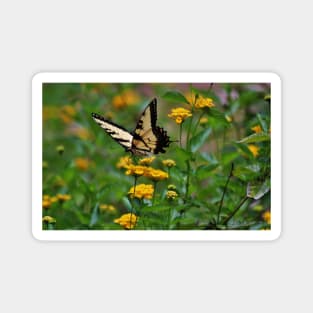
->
186;86;195;151
193;111;205;136
152;181;157;205
167;206;172;229
212;129;220;160
217;163;234;224
184;86;195;202
222;126;227;149
179;122;183;148
138;199;146;229
167;167;171;178
130;176;137;230
185;159;191;201
186;115;194;151
221;195;249;226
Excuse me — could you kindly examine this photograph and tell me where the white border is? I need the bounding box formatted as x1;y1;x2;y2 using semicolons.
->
32;72;281;241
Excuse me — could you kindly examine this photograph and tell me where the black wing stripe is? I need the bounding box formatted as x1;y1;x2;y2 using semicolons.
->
91;113;130;133
149;98;157;129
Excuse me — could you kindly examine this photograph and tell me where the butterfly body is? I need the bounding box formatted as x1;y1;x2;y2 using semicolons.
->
91;98;170;156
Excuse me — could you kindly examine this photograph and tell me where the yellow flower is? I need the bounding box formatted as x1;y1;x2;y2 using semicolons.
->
248;144;260;157
200;117;208;124
116;156;133;169
251;125;262;133
50;196;58;203
194;95;215;109
144;167;169;181
43;194;68;208
75;157;91;170
168;107;192;124
167;184;177;190
43;106;59;121
74;127;91;140
42;199;51;209
57;194;72;202
186;93;215;108
128;184;154;200
162;159;176;168
62;105;76;116
185;92;195;104
99;204;117;213
60;105;76;124
112;90;140;109
166;190;178;200
53;176;65;187
56;145;65;155
262;211;271;224
114;213;139;230
225;114;232;123
43;195;50;201
42;216;56;224
139;156;155;165
125;165;147;177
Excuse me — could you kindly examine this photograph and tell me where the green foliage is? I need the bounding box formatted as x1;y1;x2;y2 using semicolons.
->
190;128;212;153
237;132;270;144
162;91;189;104
42;82;271;231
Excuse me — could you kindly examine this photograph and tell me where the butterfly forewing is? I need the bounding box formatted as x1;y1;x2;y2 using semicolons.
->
91;113;133;150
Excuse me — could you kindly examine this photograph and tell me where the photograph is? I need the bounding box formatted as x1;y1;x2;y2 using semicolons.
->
32;73;281;240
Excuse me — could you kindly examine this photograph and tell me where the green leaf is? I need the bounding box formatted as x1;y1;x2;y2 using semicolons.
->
208;108;230;126
233;164;261;181
198;152;218;163
122;197;132;210
195;164;219;179
246;179;270;200
221;151;239;165
142;204;171;213
190;128;212;153
257;114;268;133
237;132;270;144
89;203;99;227
175;147;193;161
234;142;254;157
162;91;189;104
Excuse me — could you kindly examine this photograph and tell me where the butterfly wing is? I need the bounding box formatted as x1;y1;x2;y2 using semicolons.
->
91;113;133;151
132;98;170;155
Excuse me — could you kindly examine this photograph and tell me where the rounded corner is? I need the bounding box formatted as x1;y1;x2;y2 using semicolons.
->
32;72;45;84
268;72;282;85
31;228;44;242
268;227;282;242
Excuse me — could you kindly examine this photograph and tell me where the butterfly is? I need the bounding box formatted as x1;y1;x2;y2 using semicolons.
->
91;98;171;156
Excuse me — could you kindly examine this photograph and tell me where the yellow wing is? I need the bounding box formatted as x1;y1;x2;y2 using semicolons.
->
132;98;170;155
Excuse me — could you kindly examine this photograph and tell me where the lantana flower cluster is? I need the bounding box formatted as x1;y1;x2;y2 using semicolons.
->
114;213;139;229
42;194;72;209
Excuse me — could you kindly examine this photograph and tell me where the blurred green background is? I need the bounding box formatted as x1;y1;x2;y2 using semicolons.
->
42;82;271;230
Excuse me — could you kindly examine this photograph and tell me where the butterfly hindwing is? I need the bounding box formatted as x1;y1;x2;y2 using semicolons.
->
132;98;158;154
